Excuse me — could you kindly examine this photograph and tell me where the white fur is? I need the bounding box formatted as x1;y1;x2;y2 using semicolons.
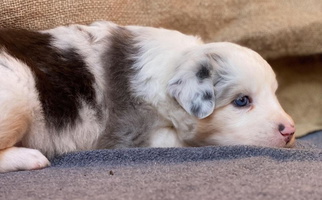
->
0;147;50;173
150;128;184;148
127;26;203;106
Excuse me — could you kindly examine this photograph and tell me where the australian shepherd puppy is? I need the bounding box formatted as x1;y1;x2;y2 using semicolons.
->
0;21;295;172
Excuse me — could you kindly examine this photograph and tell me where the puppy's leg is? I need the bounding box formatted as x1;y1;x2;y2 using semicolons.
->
0;99;50;173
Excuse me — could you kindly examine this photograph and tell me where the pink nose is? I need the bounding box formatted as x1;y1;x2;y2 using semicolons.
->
278;124;295;143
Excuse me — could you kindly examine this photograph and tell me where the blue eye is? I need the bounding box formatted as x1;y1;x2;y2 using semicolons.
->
233;96;250;107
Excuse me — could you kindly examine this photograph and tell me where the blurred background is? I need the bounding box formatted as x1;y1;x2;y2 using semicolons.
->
1;0;321;137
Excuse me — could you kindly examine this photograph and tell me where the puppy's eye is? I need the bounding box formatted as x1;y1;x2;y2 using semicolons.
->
233;96;250;107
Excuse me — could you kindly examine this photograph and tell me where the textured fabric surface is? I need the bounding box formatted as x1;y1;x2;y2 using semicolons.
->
1;132;322;200
1;0;322;59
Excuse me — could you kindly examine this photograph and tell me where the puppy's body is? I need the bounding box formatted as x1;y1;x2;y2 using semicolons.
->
0;21;295;172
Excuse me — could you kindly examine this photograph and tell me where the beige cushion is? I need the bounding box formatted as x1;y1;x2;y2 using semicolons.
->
1;0;322;59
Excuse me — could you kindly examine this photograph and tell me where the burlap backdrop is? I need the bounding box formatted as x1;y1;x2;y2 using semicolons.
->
1;0;322;136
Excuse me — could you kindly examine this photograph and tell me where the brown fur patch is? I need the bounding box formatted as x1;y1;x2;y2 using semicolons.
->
0;147;12;162
187;108;225;146
0;107;31;150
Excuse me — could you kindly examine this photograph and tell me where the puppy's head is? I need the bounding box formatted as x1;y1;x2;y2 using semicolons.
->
168;42;295;148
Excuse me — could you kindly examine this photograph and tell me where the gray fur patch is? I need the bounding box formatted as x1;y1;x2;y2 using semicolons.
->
202;91;213;101
97;27;158;149
196;64;210;80
189;92;214;119
190;103;202;118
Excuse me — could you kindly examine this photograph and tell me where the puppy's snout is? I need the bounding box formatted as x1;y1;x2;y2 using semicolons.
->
278;123;295;144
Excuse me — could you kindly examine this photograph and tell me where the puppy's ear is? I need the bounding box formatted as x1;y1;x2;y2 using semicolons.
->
168;59;215;119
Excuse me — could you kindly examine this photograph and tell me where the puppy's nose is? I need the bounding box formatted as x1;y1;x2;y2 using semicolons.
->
278;123;295;136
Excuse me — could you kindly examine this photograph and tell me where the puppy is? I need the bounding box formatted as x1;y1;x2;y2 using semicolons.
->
0;21;295;173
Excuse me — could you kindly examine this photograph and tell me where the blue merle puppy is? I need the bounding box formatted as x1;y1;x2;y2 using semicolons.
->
0;21;295;172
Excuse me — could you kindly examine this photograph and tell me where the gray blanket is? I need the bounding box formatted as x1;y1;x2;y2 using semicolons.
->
1;131;322;200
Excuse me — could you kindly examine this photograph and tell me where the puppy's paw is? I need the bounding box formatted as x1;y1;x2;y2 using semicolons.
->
0;147;50;173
